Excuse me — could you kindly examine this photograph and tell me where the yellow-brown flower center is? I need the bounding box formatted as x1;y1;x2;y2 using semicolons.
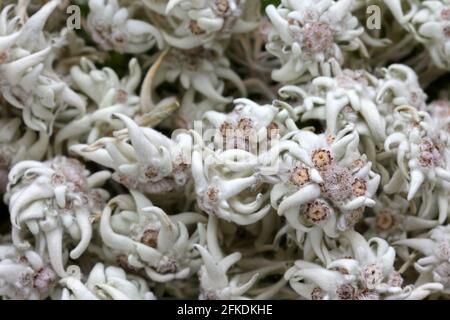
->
311;149;333;170
140;229;159;248
352;159;364;170
311;287;323;300
237;117;254;137
326;134;335;145
145;166;159;179
304;200;330;223
289;165;310;186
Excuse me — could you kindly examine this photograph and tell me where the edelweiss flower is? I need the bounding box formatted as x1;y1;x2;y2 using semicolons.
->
285;230;443;300
195;245;258;300
0;1;86;133
59;263;156;300
377;64;427;117
71;113;192;194
298;68;386;142
264;125;379;260
396;225;450;294
384;106;450;223
0;117;49;193
424;100;450;131
385;0;450;69
202;98;281;153
0;244;57;300
87;0;163;53
191;132;272;225
364;194;438;260
265;0;366;83
5;157;111;276
56;57;141;150
100;191;206;282
155;47;246;104
156;0;258;51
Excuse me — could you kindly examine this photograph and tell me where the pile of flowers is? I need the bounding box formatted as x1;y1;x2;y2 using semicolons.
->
0;0;450;300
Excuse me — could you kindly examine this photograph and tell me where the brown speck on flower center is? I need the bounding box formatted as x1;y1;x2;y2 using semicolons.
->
237;117;254;137
113;33;127;44
116;89;128;103
118;173;138;189
189;20;205;35
303;200;330;224
352;159;364;170
200;288;219;300
331;266;349;275
140;228;158;248
33;267;57;293
52;158;88;192
376;209;395;231
145;166;159;179
267;122;278;131
429;100;450;117
62;199;74;211
0;153;11;168
352;178;367;196
355;289;379;300
311;287;323;300
289;164;310;187
117;254;138;272
174;154;188;173
156;258;178;274
421;137;435;151
94;21;106;33
336;283;355;300
51;172;66;185
388;271;404;288
214;0;229;15
311;149;333;170
435;262;450;286
206;185;220;203
437;241;450;260
419;137;442;166
410;91;419;105
88;189;106;212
